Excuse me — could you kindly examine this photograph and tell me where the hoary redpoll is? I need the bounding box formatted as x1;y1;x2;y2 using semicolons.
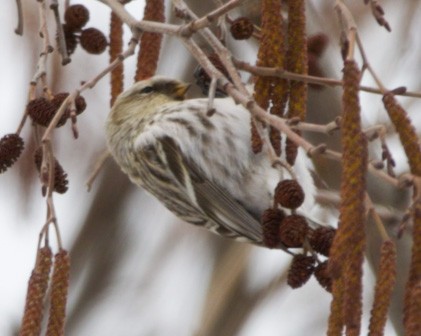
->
106;76;318;248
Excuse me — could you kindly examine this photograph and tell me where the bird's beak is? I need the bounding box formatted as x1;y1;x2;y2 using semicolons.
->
173;82;191;100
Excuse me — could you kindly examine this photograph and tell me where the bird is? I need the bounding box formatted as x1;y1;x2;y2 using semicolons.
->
105;76;318;248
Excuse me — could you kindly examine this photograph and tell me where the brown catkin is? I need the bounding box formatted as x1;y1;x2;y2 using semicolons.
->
109;12;124;107
404;282;421;336
384;85;421;333
285;0;308;165
382;92;421;176
368;240;397;336
19;246;53;336
327;277;345;336
252;0;289;155
328;60;367;336
404;201;421;330
134;0;165;81
46;249;70;336
0;133;24;173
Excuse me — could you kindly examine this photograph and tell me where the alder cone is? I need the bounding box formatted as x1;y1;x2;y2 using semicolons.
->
34;148;69;194
0;133;24;173
51;92;87;117
314;261;332;292
274;179;305;209
279;214;309;248
80;28;108;54
261;208;285;248
309;226;336;256
230;17;254;40
287;255;316;289
27;98;59;127
64;4;90;30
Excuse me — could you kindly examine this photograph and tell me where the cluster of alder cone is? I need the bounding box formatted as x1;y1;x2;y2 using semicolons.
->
262;179;336;293
61;4;108;55
0;134;68;195
0;93;88;195
0;5;111;192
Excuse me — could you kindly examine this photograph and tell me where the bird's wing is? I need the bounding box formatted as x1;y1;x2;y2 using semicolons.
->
139;135;263;244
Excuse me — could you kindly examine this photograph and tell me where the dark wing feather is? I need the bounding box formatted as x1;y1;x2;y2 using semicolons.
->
156;136;263;243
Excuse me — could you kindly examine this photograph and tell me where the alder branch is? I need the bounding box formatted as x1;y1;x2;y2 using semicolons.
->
31;0;54;86
234;60;421;99
316;189;403;224
178;0;244;36
289;118;341;135
86;149;111;191
172;0;248;95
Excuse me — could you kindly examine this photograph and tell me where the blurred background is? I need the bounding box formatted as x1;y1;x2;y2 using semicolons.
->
1;0;420;335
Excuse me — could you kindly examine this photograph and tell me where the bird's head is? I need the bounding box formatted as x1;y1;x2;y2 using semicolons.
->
108;76;190;126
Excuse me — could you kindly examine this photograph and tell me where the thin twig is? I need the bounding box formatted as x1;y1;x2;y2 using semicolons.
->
86;149;111;191
234;59;421;98
42;140;64;249
335;0;357;34
14;0;23;35
31;0;54;85
178;0;244;36
50;0;71;65
315;189;403;223
207;77;217;116
366;195;390;241
291;118;341;135
173;0;248;96
15;86;36;135
356;33;387;93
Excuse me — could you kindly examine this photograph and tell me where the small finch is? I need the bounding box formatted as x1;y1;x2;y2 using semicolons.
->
106;76;317;248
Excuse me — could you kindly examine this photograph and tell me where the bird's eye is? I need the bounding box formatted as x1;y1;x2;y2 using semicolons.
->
139;86;155;94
